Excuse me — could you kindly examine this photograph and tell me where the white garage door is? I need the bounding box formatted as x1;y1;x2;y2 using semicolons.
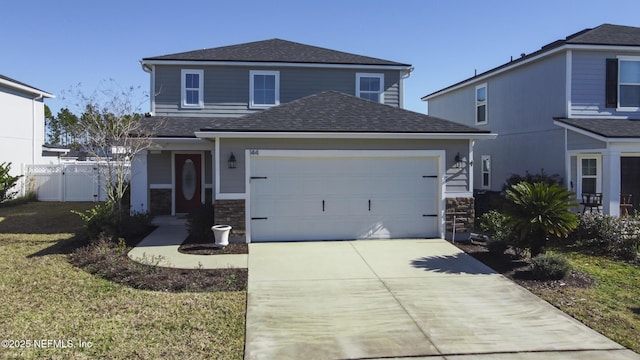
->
249;151;441;242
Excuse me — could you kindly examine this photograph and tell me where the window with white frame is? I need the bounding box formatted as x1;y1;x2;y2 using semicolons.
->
619;59;640;108
250;70;280;108
579;157;600;194
356;73;384;103
476;84;487;124
181;69;204;108
481;155;491;189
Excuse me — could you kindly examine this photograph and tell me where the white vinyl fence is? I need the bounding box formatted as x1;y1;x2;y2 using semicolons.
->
24;163;129;202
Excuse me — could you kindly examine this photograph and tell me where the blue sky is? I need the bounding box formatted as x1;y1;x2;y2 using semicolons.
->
2;0;639;116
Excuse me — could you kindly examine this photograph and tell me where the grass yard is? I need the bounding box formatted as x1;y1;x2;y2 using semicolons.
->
528;250;640;353
0;202;246;359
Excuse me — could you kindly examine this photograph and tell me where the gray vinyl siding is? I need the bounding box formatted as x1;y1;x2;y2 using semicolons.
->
428;52;568;191
571;50;640;118
148;151;172;184
153;65;401;117
218;138;469;193
567;130;607;150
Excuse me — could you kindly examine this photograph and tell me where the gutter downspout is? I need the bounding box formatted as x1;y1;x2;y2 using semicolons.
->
399;67;414;109
32;94;44;164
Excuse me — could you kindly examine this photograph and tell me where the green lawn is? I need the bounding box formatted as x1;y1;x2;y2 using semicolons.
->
0;202;246;359
530;249;640;353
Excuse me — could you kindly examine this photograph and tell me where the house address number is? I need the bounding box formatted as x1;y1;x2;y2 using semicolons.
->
250;149;259;155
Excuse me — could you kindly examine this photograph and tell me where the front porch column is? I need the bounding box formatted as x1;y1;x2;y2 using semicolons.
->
130;150;149;214
602;150;621;216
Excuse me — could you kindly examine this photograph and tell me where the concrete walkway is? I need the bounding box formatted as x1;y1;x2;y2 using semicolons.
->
245;239;639;359
127;216;247;269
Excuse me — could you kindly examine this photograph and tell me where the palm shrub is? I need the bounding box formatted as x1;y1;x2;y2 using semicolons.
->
504;182;578;257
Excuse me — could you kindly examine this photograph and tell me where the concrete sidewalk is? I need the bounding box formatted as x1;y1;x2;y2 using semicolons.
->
245;239;639;359
127;216;247;269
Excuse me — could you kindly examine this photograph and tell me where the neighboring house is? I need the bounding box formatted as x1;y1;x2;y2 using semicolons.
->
132;39;494;242
0;74;54;195
424;24;640;216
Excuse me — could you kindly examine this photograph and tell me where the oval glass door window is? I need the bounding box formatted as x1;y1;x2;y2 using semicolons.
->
182;159;197;201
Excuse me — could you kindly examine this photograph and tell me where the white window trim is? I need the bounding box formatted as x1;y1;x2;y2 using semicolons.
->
181;69;204;108
356;73;384;103
481;155;491;189
617;56;640;112
249;70;280;109
475;83;487;125
577;155;601;195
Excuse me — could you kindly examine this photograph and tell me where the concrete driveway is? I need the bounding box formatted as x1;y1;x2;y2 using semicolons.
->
245;239;639;359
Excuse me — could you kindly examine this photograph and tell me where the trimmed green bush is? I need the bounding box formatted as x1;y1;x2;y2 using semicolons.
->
531;253;571;280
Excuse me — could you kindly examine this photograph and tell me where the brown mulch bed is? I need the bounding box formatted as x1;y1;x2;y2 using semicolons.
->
70;240;247;292
454;241;594;291
178;234;248;255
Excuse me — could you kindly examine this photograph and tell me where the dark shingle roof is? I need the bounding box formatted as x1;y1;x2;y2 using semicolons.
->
145;91;489;137
566;24;640;46
143;39;410;67
423;24;640;100
555;117;640;138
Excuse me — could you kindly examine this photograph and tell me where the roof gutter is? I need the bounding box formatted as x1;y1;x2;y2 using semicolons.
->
140;59;412;71
194;131;497;140
552;119;640;143
0;78;55;98
422;44;640;101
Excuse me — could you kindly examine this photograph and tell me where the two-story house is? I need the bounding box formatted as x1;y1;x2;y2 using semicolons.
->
424;24;640;216
0;74;54;196
131;39;495;242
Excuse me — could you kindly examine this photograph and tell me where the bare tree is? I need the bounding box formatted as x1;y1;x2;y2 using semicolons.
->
64;80;164;215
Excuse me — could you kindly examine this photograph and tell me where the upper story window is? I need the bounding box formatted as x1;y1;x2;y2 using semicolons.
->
356;73;384;103
250;70;280;108
606;57;640;111
619;59;640;109
181;69;204;108
476;84;487;124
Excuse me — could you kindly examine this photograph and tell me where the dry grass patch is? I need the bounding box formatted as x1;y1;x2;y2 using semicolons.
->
525;251;640;353
0;202;246;359
457;241;640;354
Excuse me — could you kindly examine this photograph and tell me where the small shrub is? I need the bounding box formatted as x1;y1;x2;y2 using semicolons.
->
612;217;640;261
119;211;153;239
186;203;215;242
72;202;118;240
479;210;519;252
502;169;562;192
531;253;571;280
72;202;153;243
0;162;22;203
570;213;640;261
487;238;508;255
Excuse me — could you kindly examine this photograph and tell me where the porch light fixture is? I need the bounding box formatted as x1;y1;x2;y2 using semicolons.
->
454;152;463;168
228;152;237;169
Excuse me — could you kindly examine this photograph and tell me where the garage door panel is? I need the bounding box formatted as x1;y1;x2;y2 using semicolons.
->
250;154;442;242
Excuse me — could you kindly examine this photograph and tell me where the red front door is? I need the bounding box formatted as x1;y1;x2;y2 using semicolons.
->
175;153;202;213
